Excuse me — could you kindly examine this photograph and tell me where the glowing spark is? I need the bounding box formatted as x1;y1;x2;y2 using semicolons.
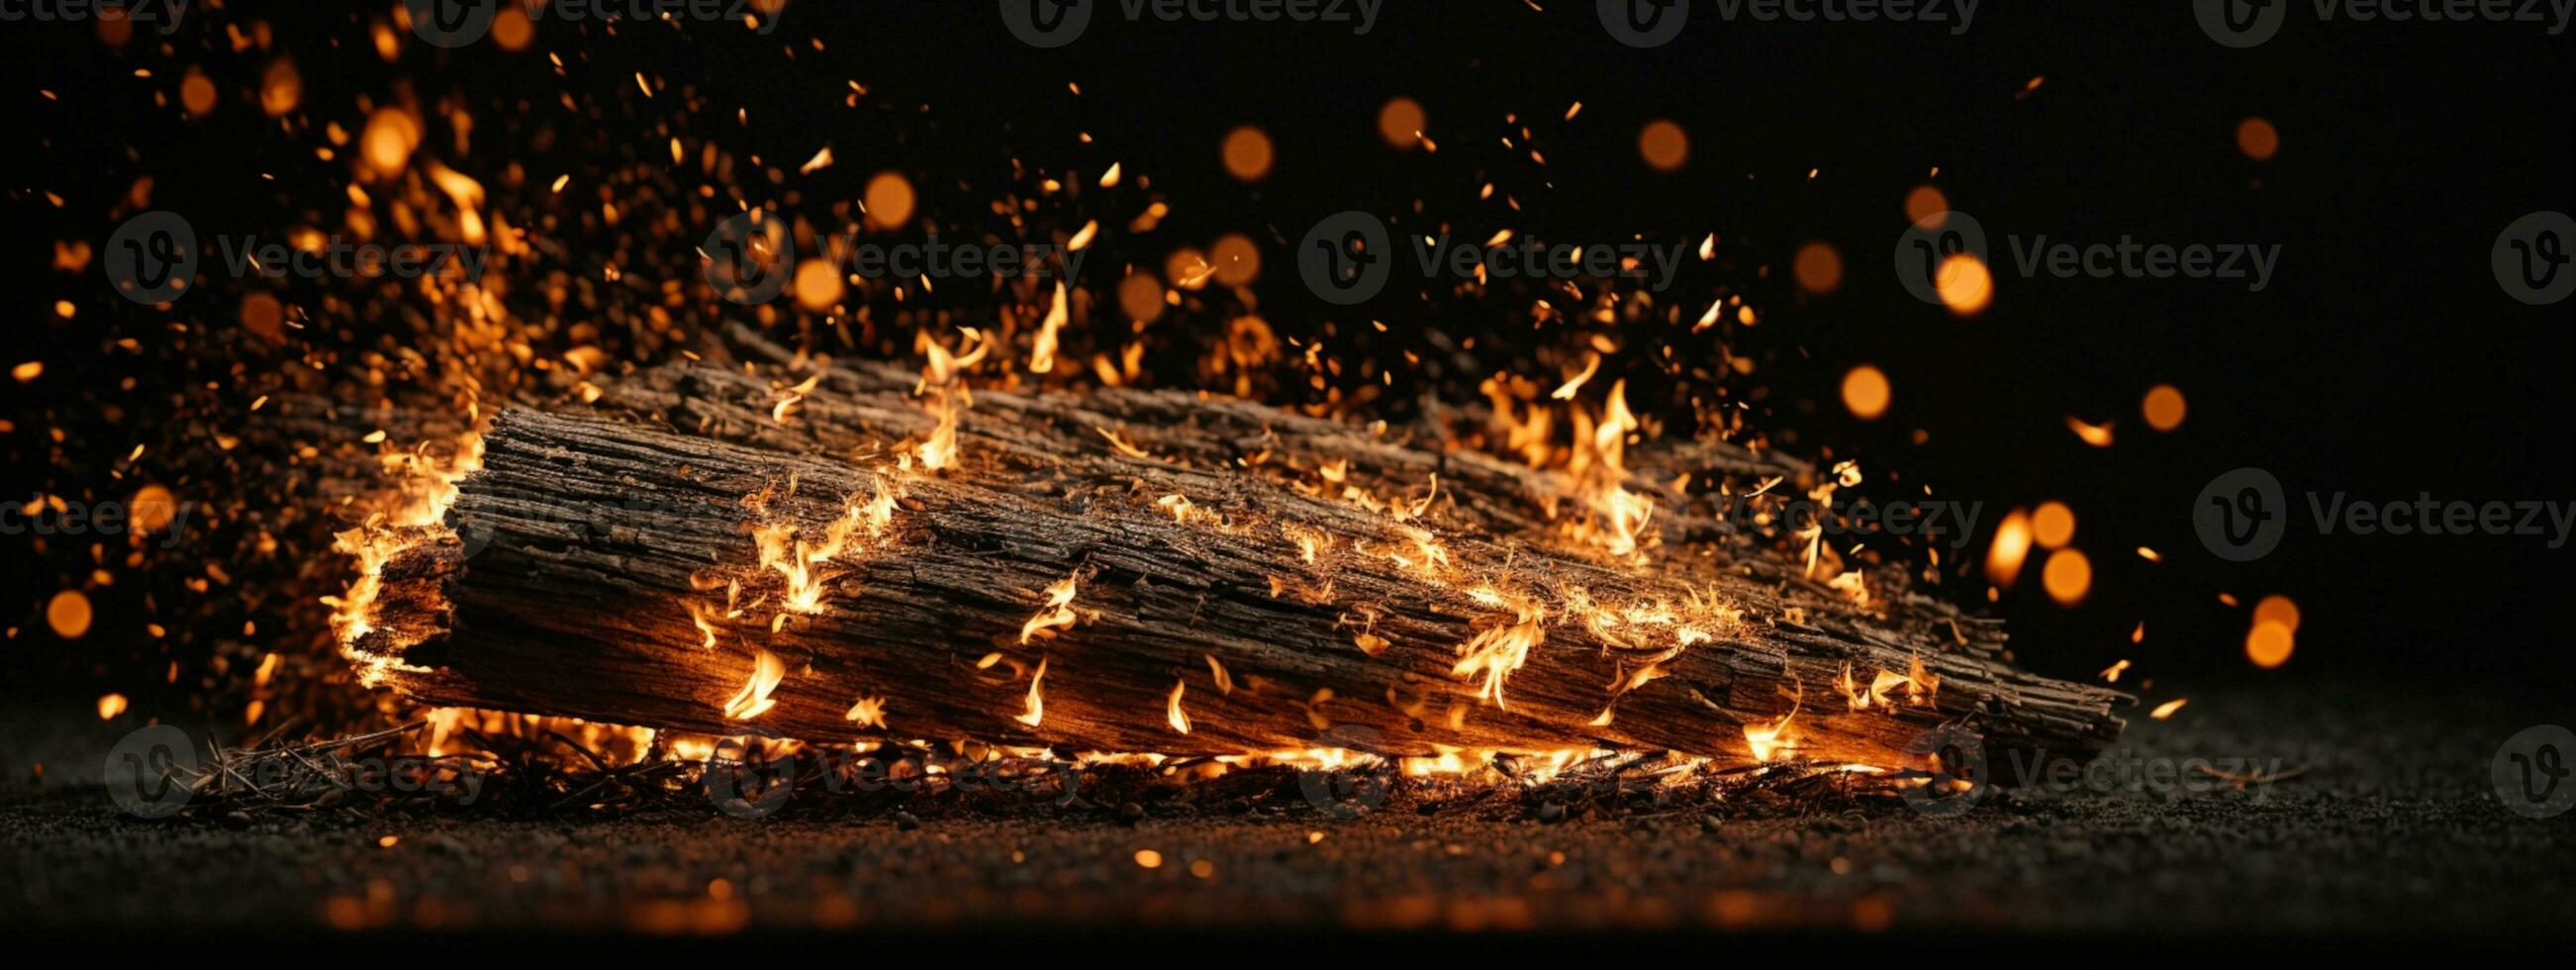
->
772;371;823;425
1097;427;1153;459
1550;353;1601;400
1985;508;2034;588
2149;698;2188;720
2065;416;2115;447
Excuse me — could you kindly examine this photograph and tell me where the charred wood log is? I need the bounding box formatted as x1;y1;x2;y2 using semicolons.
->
348;364;2125;766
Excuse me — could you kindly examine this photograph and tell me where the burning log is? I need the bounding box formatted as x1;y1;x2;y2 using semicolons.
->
345;360;2125;767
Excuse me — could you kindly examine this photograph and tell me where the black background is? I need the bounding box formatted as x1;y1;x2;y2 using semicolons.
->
3;0;2570;709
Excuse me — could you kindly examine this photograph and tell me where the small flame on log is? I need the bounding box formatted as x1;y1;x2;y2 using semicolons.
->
722;648;786;722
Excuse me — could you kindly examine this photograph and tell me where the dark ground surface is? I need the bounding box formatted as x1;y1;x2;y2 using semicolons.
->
3;680;2570;954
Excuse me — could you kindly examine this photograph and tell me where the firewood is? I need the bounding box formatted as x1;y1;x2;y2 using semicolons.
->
345;361;2126;766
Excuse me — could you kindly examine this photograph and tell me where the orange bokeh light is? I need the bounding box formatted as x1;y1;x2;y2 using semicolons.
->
1841;364;1890;421
2143;384;2187;432
49;590;92;639
1935;253;1993;316
2032;502;2076;549
1639;120;1688;172
2042;548;2092;606
1378;97;1426;150
1793;242;1844;295
865;172;916;230
1222;127;1275;182
2237;117;2279;161
2246;621;2295;668
1209;235;1262;286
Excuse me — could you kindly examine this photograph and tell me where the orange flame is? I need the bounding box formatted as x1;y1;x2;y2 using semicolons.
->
722;648;786;722
1019;573;1081;644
